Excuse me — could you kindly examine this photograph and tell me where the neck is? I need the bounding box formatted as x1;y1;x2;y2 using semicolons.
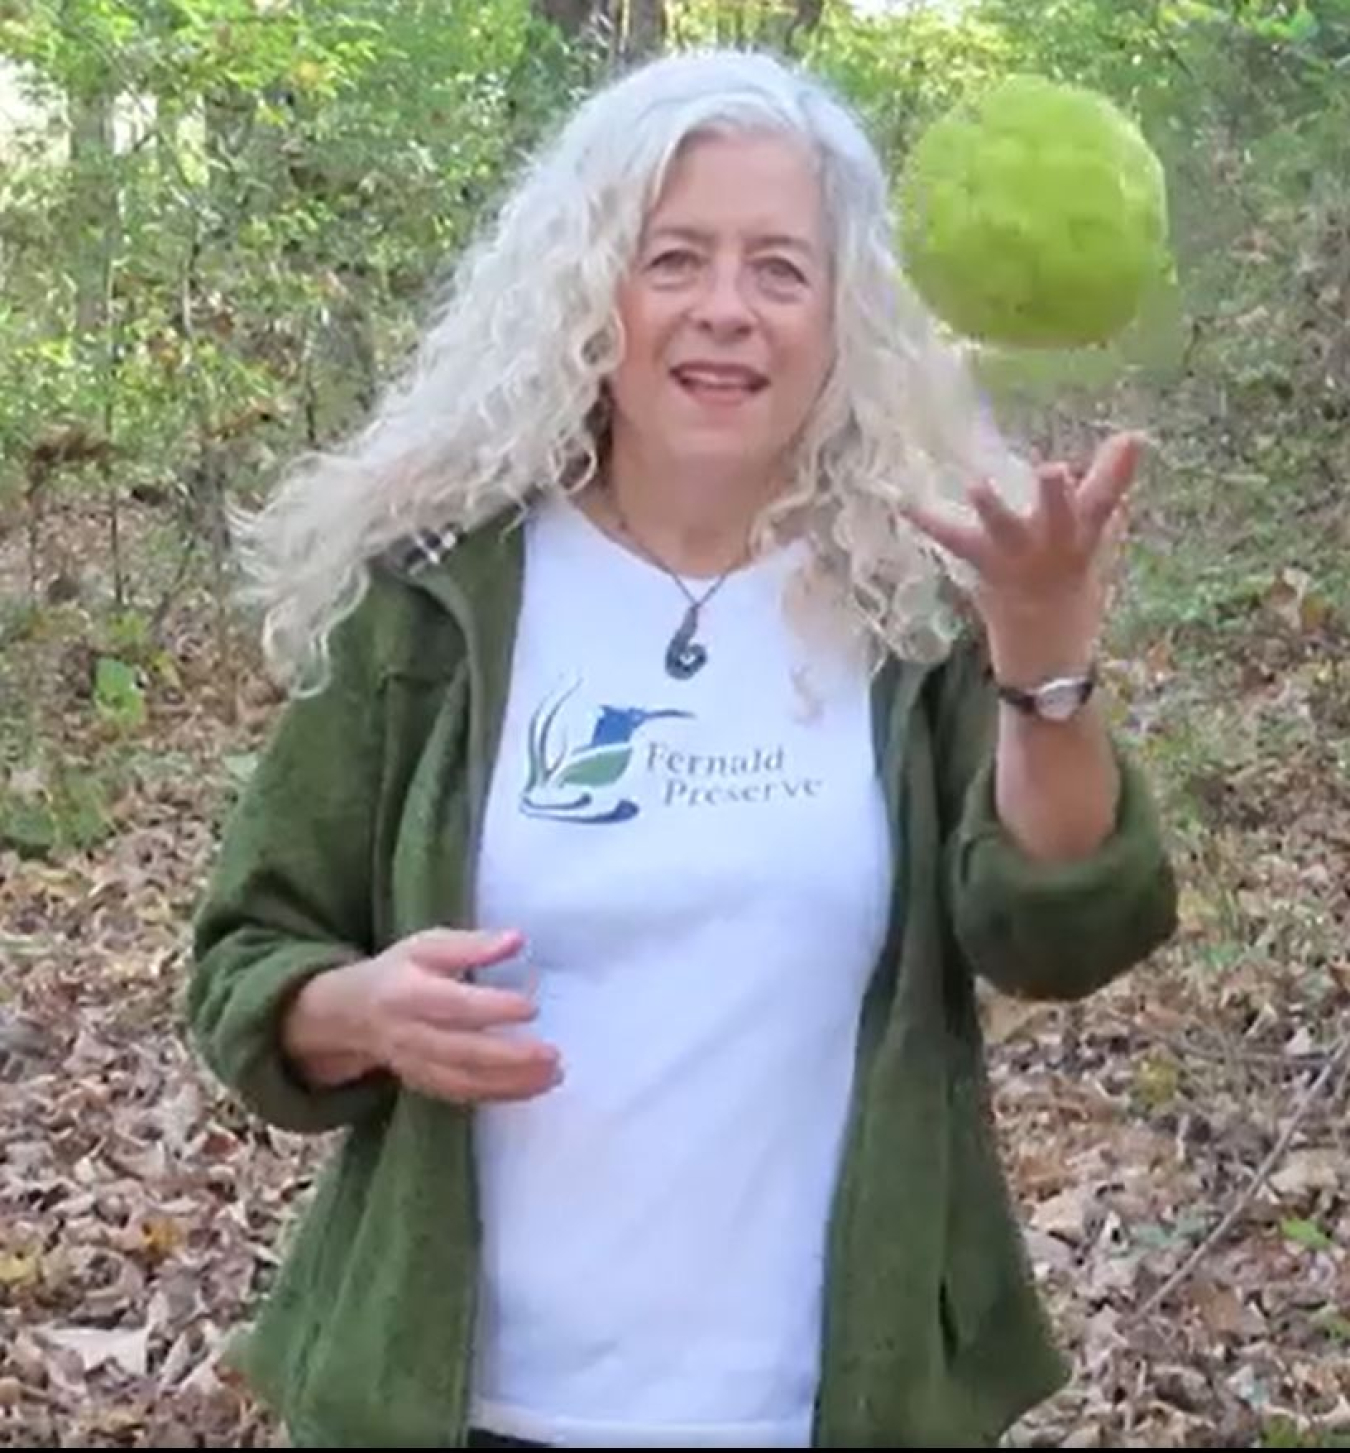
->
590;430;786;579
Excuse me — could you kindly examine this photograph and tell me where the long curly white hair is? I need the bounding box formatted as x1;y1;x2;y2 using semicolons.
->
233;47;1035;694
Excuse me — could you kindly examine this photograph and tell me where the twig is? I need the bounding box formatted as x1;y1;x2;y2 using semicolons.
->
1129;1029;1350;1325
1148;1027;1329;1072
1099;1008;1330;1071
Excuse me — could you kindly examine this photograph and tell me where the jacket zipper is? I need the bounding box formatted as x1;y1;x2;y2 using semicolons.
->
401;519;528;1446
412;565;492;1448
814;654;927;1445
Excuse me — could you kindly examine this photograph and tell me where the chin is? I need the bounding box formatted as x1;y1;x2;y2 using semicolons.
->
674;439;777;477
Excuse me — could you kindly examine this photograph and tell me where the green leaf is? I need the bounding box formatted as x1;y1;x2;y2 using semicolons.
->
94;656;147;731
0;795;57;858
58;766;114;849
1311;1306;1350;1343
1281;1217;1334;1252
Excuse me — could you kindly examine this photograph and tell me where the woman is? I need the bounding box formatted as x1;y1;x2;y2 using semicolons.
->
189;47;1178;1449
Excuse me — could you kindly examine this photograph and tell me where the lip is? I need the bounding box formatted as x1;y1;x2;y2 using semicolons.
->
669;361;770;391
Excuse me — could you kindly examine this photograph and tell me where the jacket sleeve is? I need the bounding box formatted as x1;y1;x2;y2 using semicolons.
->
185;587;399;1133
929;628;1179;1002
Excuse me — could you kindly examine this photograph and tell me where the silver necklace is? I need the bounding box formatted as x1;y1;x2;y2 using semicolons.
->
607;495;742;681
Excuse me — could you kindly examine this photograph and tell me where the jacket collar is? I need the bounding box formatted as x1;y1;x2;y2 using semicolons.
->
381;509;527;839
382;505;525;664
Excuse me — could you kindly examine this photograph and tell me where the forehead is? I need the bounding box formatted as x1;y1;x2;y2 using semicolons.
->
644;129;826;244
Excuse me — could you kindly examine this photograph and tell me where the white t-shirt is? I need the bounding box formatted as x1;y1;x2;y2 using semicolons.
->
469;497;893;1448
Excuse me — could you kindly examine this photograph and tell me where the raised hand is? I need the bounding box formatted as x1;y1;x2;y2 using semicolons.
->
903;430;1144;682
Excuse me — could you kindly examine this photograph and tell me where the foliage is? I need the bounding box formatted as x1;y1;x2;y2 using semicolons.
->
2;0;1343;583
0;0;593;563
1;3;1348;1447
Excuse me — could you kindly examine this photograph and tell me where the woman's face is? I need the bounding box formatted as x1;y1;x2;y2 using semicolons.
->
607;128;835;492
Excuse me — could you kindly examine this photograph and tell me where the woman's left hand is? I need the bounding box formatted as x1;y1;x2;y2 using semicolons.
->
902;429;1144;682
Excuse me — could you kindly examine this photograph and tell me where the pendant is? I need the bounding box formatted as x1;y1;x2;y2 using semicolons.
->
664;604;708;680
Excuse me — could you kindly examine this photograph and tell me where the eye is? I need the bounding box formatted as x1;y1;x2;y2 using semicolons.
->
756;255;808;288
646;248;701;278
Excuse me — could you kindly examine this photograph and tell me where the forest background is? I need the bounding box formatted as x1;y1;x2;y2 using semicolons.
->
1;0;1348;1444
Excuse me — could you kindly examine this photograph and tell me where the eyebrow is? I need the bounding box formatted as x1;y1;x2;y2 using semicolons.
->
645;224;819;260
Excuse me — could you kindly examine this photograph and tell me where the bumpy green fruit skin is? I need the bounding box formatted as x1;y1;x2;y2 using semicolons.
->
898;75;1169;348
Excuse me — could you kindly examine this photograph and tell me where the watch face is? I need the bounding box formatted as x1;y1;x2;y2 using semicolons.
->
1037;680;1088;720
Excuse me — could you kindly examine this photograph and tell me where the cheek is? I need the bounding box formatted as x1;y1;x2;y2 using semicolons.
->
617;281;680;353
610;291;676;397
781;308;834;398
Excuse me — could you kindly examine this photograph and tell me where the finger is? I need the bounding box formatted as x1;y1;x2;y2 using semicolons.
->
407;927;525;978
898;499;994;573
406;1058;562;1105
418;1025;559;1075
1035;464;1077;546
396;1028;562;1103
392;1022;559;1081
1079;432;1144;537
407;976;539;1031
436;1064;562;1104
967;478;1029;553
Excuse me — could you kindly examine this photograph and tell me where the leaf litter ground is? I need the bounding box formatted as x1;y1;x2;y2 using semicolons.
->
2;506;1348;1448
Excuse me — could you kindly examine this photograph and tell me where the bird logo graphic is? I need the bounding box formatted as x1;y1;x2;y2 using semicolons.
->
521;678;691;824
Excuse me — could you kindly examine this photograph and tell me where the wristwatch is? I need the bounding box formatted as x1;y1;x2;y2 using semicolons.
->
995;665;1098;721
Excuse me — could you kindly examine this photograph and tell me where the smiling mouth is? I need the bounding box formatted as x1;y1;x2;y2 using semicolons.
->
670;364;769;400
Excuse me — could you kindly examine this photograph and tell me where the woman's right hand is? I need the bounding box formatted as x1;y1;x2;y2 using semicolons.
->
283;927;562;1103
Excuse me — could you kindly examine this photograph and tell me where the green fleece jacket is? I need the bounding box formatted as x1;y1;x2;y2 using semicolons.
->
187;512;1178;1448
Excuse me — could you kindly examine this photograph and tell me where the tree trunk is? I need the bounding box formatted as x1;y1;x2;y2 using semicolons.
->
624;0;666;60
67;79;117;336
765;0;829;53
786;0;827;48
64;4;122;613
534;0;598;36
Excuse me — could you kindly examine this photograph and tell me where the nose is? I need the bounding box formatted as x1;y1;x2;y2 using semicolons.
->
691;256;754;338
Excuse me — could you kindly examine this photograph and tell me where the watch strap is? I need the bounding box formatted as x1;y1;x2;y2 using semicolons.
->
995;665;1099;720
